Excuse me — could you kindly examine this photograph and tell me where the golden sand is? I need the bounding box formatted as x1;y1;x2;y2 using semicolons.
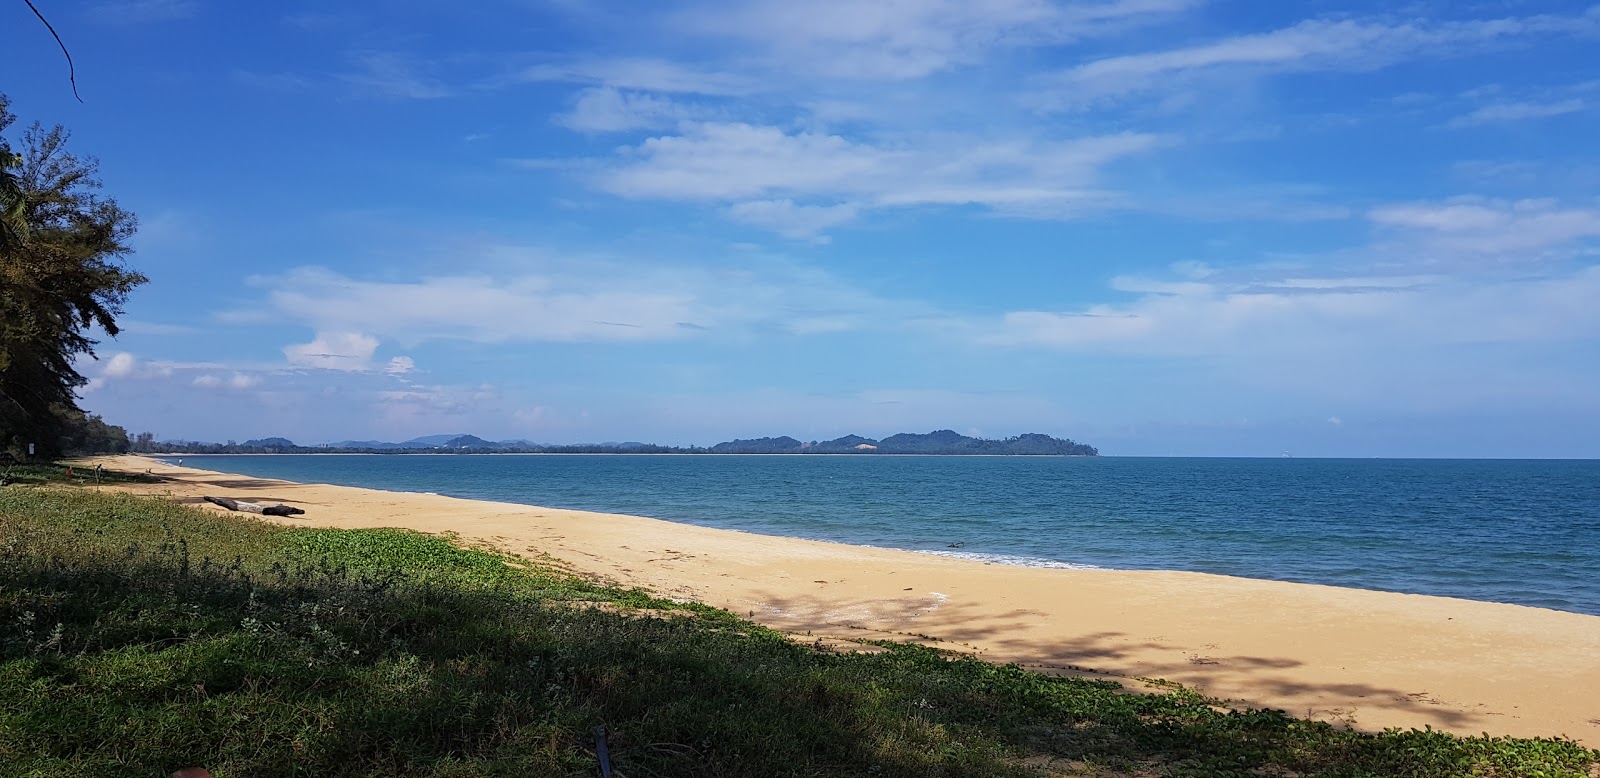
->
86;455;1600;744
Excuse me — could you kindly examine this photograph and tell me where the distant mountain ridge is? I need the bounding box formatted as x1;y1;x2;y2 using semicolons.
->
711;430;1097;456
148;430;1097;456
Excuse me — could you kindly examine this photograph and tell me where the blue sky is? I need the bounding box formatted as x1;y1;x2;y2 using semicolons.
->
7;0;1600;456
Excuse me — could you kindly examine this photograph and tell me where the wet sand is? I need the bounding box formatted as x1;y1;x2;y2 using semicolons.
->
84;455;1600;744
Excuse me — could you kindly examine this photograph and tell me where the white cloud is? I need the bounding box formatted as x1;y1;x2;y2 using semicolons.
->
385;356;416;375
80;352;145;392
102;352;138;378
1038;9;1600;108
284;331;381;371
190;372;261;391
588;122;1166;232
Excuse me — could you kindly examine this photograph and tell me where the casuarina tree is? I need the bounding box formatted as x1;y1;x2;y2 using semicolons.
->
0;94;145;457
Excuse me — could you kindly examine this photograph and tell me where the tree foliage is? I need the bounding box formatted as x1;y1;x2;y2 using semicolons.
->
0;94;145;456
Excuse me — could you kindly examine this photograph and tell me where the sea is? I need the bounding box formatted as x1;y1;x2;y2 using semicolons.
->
166;455;1600;617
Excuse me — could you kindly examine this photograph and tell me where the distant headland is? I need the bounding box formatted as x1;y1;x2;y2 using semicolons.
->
139;430;1098;456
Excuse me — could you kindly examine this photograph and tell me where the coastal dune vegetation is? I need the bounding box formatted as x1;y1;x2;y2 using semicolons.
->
2;466;1597;777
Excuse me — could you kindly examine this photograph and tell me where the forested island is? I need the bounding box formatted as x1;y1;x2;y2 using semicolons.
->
136;430;1099;456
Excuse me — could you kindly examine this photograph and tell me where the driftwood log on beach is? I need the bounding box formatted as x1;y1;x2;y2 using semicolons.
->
202;495;305;517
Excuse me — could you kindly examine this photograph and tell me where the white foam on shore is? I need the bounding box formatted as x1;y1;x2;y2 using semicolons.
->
917;549;1103;570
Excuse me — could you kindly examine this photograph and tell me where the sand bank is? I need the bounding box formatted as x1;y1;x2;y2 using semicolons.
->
85;455;1600;744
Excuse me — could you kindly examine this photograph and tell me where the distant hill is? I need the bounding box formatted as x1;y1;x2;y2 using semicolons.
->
330;440;406;449
241;437;296;448
707;431;1096;456
820;430;1097;456
441;435;495;449
401;434;470;447
876;429;971;453
146;430;1096;456
709;436;804;454
810;434;879;453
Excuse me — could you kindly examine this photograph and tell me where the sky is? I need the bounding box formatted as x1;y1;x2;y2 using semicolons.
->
5;0;1600;456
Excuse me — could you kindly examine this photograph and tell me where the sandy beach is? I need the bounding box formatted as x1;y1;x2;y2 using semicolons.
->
83;455;1600;745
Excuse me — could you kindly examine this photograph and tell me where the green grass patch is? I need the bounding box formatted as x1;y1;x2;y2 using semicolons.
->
2;481;1597;777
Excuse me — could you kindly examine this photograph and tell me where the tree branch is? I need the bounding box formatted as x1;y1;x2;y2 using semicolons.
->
23;0;84;103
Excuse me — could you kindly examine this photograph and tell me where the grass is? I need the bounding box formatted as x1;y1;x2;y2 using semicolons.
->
1;480;1597;777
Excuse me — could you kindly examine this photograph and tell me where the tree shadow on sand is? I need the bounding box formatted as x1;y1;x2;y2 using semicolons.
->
745;591;1492;734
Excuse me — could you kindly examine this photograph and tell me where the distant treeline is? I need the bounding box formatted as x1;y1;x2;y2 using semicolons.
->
141;430;1098;457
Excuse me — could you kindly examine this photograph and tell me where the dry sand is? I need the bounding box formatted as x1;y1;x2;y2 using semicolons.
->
84;455;1600;745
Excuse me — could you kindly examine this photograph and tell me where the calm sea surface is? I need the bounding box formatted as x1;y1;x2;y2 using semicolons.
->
170;455;1600;616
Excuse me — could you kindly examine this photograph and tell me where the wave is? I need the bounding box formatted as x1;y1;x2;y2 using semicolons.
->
916;549;1102;570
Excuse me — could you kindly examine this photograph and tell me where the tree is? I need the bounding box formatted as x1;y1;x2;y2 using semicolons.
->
0;94;145;457
1;134;24;251
55;406;130;454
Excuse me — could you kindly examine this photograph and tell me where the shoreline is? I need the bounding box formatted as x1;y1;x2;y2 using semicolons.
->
85;455;1600;745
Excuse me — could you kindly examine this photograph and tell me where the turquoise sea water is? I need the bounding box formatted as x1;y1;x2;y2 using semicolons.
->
169;455;1600;616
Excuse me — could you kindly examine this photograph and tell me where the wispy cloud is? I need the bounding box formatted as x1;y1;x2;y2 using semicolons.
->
241;254;928;345
1037;8;1600;109
989;264;1600;362
232;70;315;93
340;52;454;100
1368;198;1600;257
583;122;1167;235
725;200;860;241
673;0;1198;80
1443;80;1598;128
86;0;197;24
282;12;363;32
119;319;195;336
1446;98;1586;128
512;58;758;96
558;88;711;132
